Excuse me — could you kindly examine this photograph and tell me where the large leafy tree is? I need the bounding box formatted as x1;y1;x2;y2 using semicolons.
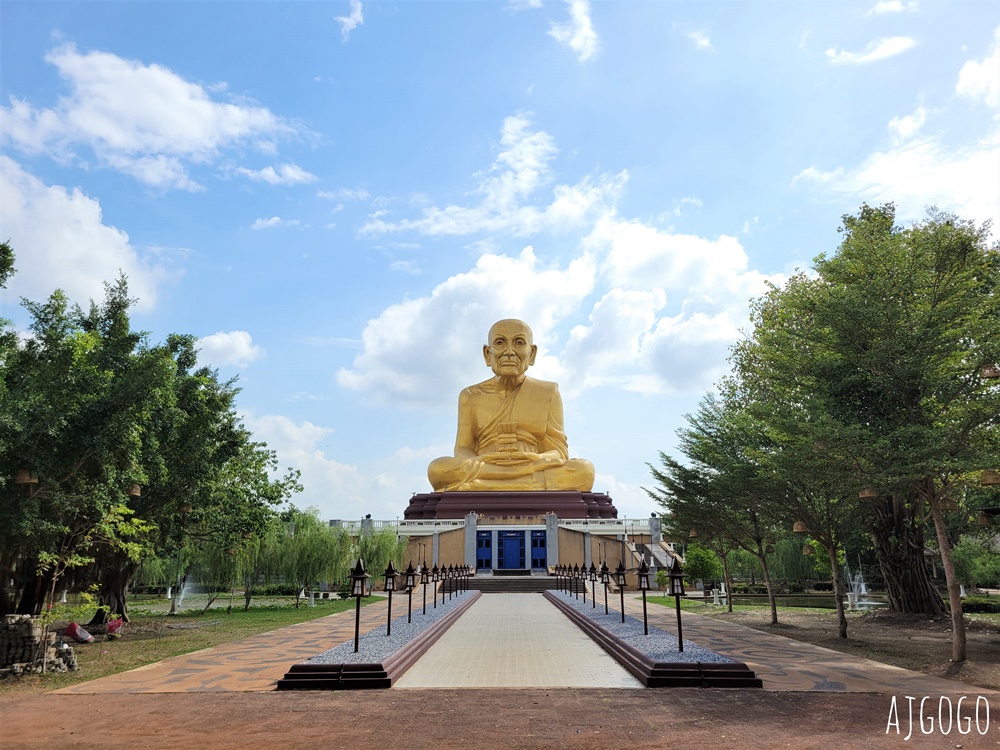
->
731;204;999;660
646;395;786;624
0;277;175;616
0;270;302;621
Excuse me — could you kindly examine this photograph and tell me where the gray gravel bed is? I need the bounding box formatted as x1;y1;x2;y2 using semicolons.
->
551;591;736;664
304;588;735;666
306;591;474;665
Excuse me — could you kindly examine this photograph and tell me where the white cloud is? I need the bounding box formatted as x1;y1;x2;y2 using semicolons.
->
956;26;1000;108
0;44;298;189
236;163;318;185
792;135;1000;232
548;0;600;62
389;260;421;274
318;187;371;201
0;156;174;310
250;216;301;230
825;37;916;65
507;0;543;10
868;0;919;14
245;413;434;519
335;0;364;42
361;113;625;237
337;246;596;407
198;330;263;368
887;106;927;140
686;31;713;51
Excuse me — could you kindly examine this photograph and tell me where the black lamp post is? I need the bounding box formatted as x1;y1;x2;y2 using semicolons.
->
581;564;587;604
637;559;651;635
404;561;416;624
668;556;686;652
557;564;563;593
383;560;398;636
589;563;597;609
420;563;429;615
431;564;440;609
447;564;453;601
615;560;627;623
600;561;610;614
350;558;369;653
572;564;580;600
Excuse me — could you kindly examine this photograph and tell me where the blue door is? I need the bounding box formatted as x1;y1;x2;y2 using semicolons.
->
530;530;547;569
476;531;492;570
498;531;525;569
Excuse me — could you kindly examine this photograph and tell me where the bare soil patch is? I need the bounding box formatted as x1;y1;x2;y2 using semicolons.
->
696;605;1000;691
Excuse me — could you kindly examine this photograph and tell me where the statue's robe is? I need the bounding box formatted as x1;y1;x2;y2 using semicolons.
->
464;377;568;461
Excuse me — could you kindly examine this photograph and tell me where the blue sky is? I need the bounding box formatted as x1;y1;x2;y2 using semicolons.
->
2;0;998;522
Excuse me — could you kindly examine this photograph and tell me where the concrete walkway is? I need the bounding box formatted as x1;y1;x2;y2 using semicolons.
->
394;594;641;688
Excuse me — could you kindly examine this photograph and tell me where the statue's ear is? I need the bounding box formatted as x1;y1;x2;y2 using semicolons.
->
528;344;537;366
483;344;493;367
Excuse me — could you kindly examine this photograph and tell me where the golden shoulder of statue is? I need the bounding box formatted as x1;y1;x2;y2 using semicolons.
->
427;319;595;492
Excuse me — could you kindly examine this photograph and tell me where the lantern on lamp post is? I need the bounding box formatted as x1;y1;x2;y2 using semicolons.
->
420;563;430;615
668;556;686;652
350;558;370;653
615;560;627;623
637;559;651;635
572;564;580;600
431;564;440;609
383;561;398;636
404;561;416;624
600;561;610;614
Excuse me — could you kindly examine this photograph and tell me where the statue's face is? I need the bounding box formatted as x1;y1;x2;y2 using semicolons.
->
484;319;537;378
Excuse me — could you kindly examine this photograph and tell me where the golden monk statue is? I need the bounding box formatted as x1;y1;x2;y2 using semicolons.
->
428;319;595;492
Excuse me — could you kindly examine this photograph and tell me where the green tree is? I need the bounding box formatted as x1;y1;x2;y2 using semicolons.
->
0;278;174;616
682;545;722;587
730;204;1000;660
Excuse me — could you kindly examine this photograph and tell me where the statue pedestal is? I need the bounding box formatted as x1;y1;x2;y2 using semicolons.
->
403;491;617;520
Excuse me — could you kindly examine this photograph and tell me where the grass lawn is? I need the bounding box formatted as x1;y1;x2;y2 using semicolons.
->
0;596;374;695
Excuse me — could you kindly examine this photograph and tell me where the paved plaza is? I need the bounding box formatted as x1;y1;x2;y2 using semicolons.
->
5;589;996;749
52;587;982;695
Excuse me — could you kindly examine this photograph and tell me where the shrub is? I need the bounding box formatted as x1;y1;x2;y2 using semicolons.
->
962;596;1000;614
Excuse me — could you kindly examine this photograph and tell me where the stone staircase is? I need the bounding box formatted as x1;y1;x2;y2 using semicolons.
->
469;573;559;593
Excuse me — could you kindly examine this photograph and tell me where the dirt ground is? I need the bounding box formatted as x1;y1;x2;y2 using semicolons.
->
4;688;1000;750
3;606;999;748
702;606;1000;692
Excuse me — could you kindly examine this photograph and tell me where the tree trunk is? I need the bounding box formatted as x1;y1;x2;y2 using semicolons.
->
15;568;47;616
91;562;137;624
869;496;944;614
926;488;966;662
757;546;778;625
827;542;848;639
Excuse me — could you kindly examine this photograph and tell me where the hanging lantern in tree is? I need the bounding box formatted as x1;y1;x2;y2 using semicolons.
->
802;544;815;556
128;484;141;497
979;364;1000;378
937;496;958;511
14;470;38;485
688;529;698;538
859;487;878;499
980;469;1000;486
792;521;808;533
